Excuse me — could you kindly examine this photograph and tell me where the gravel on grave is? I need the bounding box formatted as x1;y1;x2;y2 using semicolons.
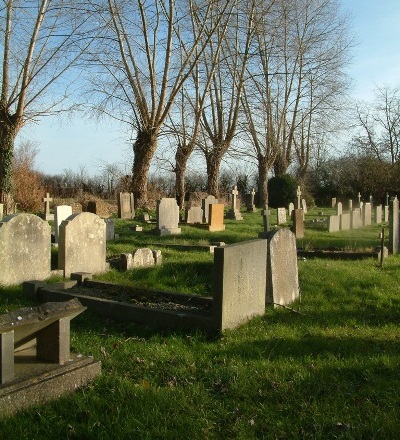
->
67;284;212;317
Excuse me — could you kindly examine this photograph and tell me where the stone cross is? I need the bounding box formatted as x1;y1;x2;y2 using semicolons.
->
261;204;270;232
357;192;361;204
250;188;255;206
231;186;239;210
296;186;302;209
43;193;53;216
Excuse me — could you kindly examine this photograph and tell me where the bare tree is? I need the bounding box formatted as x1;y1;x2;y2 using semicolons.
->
0;1;94;214
89;0;231;207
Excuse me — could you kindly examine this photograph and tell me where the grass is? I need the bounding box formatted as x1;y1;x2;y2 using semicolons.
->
1;207;400;439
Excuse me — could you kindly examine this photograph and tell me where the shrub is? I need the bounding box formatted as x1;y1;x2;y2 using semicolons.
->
267;174;297;208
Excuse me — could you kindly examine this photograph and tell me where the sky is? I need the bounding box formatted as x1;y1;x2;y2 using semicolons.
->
18;0;400;176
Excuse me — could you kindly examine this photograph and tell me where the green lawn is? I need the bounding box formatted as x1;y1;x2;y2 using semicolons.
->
1;207;399;439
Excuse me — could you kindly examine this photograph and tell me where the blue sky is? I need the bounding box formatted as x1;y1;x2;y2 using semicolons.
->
19;0;400;176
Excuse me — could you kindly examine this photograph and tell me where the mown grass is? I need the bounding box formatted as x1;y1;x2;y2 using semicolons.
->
1;207;400;439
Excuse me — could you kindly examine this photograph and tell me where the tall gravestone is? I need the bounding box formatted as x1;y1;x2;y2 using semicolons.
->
363;202;372;226
202;195;218;224
246;188;257;212
351;208;362;229
336;202;342;216
226;186;243;220
58;212;108;277
348;199;353;211
54;205;73;244
266;229;299;307
208;204;225;232
389;196;399;254
156;198;181;236
374;205;382;224
292;209;304;238
117;192;135;219
0;214;51;285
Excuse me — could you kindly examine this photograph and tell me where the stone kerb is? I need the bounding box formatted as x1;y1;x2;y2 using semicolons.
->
54;205;73;244
266;229;299;307
0;214;51;286
328;215;340;232
58;212;108;277
156;198;181;236
213;240;267;331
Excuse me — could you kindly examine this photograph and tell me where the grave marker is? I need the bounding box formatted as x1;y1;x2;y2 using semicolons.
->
292;209;304;238
277;207;287;224
54;205;73;244
156;198;181;235
374;205;382;224
301;198;307;214
42;193;53;221
288;202;294;217
328;215;340;232
202;195;218;223
246;188;257;212
208;203;225;232
389;196;399;254
351;208;362;229
363;202;372;226
340;212;351;230
185;206;203;224
226;186;243;220
336;202;342;216
296;186;302;209
0;203;3;221
117;192;135;219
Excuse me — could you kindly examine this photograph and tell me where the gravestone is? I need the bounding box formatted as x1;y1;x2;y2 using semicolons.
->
156;198;181;236
389;196;399;254
351;208;362;229
208;203;225;232
0;299;101;415
213;240;267;331
258;204;270;238
336;202;342;216
277;208;287;224
202;195;218;223
348;199;353;211
384;205;389;222
266;229;299;307
58;212;108;277
296;186;302;209
185;206;203;224
292;209;304;238
374;205;382;224
246;188;257;212
117;192;135;219
104;218;115;241
120;248;161;270
42;193;54;221
340;213;351;230
301;199;307;214
357;192;362;207
363;202;372;226
54;205;73;244
288;202;294;217
0;203;3;221
328;215;340;232
226;186;243;220
70;202;83;214
331;197;337;208
0;214;51;286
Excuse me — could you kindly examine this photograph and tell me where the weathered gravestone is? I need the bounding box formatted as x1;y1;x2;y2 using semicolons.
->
351;208;362;229
340;212;351;231
58;212;108;277
384;205;389;223
348;199;353;211
54;205;73;244
258;205;270;238
208;203;225;232
117;192;135;219
0;299;101;415
277;208;287;224
87;201;111;218
226;186;243;220
389;196;399;254
331;197;337;208
104;218;115;241
328;215;340;232
363;202;372;226
156;198;182;236
374;205;382;224
202;195;218;224
185;206;203;224
120;248;162;270
213;240;267;331
301;198;308;214
292;209;304;238
42;193;54;221
246;188;257;212
265;229;299;307
0;214;51;286
70;202;83;214
296;186;302;209
336;202;342;216
288;202;294;217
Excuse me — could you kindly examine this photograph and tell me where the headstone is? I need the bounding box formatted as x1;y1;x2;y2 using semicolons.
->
156;198;181;236
277;208;287;224
369;195;373;207
208;203;225;232
301;198;307;214
292;209;304;238
120;248;159;270
58;212;108;277
54;205;73;244
348;199;353;212
384;205;389;222
185;206;203;224
351;208;362;229
296;186;302;209
357;192;361;207
331;197;337;208
288;202;294;217
42;193;53;221
340;213;351;230
117;192;135;219
363;202;372;226
0;214;51;286
70;202;83;214
328;215;340;232
336;202;342;216
213;240;267;331
266;229;299;307
360;201;364;211
246;188;257;212
374;205;382;224
202;195;218;224
104;218;115;241
0;203;3;221
389;196;399;254
226;186;243;220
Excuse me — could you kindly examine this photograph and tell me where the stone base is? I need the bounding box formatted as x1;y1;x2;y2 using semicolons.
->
158;228;182;236
226;210;243;220
0;348;101;416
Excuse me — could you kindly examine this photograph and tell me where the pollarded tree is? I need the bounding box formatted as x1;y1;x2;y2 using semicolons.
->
0;1;94;214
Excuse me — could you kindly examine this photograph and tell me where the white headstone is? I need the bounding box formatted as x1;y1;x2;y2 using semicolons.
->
54;205;73;243
156;198;181;236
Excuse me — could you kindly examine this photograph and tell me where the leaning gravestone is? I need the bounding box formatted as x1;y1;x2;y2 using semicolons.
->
277;207;287;224
389;196;399;254
202;195;218;223
208;204;225;232
266;229;299;307
54;205;73;244
185;206;203;224
0;299;101;415
0;214;51;286
156;198;181;236
117;192;135;219
58;212;108;277
213;240;267;331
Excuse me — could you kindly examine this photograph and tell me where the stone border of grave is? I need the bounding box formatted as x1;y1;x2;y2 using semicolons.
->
297;247;387;261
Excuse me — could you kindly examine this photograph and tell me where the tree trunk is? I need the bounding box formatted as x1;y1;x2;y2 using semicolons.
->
258;155;269;206
0;119;17;215
174;143;192;209
131;128;159;208
205;149;223;198
273;151;289;176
